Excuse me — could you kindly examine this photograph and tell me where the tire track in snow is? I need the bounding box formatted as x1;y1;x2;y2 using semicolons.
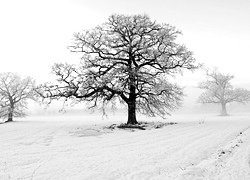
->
179;126;250;180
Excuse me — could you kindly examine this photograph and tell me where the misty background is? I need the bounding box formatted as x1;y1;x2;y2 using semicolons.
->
1;0;250;117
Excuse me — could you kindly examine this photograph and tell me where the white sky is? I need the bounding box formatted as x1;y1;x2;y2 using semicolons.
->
0;0;250;86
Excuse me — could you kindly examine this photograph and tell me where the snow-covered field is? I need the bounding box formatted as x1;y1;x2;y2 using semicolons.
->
1;113;250;180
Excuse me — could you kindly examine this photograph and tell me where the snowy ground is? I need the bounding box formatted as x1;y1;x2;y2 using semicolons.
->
1;113;250;180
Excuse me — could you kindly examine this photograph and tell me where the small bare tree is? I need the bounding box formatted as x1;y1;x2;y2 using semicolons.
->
198;68;250;116
0;72;36;122
39;14;198;124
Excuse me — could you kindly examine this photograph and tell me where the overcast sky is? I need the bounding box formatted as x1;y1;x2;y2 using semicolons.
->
0;0;250;86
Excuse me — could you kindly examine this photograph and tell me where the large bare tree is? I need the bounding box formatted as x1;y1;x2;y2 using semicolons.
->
198;68;250;116
39;14;198;124
0;72;36;122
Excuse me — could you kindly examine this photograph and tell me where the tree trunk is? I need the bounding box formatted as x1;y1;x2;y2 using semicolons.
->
5;106;14;122
127;101;138;125
6;111;13;122
127;59;138;125
220;103;228;116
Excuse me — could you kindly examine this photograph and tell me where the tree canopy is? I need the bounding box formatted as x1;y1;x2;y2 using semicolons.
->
39;14;198;124
0;72;36;122
198;68;250;115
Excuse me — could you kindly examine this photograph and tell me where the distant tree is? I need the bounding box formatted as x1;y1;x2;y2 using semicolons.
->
198;68;250;116
38;14;198;124
0;72;36;122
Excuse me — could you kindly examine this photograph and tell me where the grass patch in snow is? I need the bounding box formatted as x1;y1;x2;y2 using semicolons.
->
106;121;177;131
70;121;177;137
